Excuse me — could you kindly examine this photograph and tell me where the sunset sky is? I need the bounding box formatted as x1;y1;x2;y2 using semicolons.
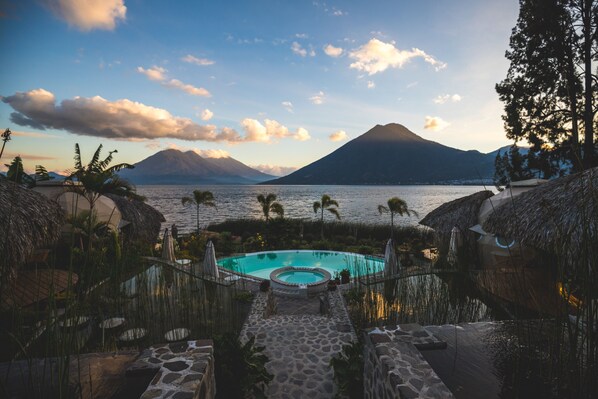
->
0;0;519;175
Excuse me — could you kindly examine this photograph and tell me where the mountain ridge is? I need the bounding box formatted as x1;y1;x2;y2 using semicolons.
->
264;123;495;185
119;149;274;185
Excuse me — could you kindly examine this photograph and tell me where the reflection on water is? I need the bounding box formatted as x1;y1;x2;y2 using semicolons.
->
138;184;490;233
423;321;557;399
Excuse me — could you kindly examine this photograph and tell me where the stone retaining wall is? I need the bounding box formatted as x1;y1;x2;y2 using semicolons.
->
130;340;215;399
363;325;454;399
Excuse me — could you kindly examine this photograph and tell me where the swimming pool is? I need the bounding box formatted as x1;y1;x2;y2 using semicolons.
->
217;250;384;280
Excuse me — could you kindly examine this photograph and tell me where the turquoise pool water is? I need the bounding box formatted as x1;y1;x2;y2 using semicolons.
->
217;250;384;280
277;270;326;284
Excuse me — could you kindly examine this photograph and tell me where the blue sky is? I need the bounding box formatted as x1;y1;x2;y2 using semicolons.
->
0;0;519;175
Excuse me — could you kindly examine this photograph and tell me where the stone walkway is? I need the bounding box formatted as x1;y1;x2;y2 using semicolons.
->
239;290;356;398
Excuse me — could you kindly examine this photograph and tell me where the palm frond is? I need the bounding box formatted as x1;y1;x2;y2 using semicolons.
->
98;149;116;171
271;202;284;218
378;205;389;214
106;162;134;174
182;196;193;206
313;201;321;213
327;199;339;208
74;143;82;170
327;207;341;220
88;144;104;171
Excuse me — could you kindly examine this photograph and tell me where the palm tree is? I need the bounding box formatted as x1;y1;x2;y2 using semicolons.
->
313;194;340;239
257;193;284;221
65;144;137;249
5;156;34;187
378;197;418;239
66;144;138;209
0;128;11;160
182;190;216;233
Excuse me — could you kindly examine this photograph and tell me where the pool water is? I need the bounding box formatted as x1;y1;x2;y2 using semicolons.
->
218;250;384;280
277;270;326;284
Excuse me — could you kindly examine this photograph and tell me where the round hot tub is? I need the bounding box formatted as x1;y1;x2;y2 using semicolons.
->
270;266;331;296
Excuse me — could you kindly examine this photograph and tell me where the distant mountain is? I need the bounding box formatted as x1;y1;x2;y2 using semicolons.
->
265;123;496;185
119;149;274;185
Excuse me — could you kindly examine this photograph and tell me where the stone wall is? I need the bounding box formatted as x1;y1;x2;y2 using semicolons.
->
130;339;216;399
363;325;454;399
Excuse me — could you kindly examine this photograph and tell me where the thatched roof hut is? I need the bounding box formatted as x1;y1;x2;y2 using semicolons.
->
420;190;494;264
482;167;598;260
106;194;165;243
0;179;64;279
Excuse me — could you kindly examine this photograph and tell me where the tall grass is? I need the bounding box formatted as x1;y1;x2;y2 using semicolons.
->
0;230;248;398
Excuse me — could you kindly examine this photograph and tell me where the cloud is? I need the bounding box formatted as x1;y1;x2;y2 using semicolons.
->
294;127;311;141
295;33;309;39
240;118;310;142
329;130;348;141
331;8;346;16
137;66;211;97
43;0;126;31
12;130;61;139
200;109;214;121
250;164;298;177
3;152;57;161
137;65;167;81
282;101;294;113
194;148;230;158
323;44;343;58
181;54;215;66
433;94;462;104
349;38;447;75
291;41;307;57
3;88;244;142
424;116;450;131
367;81;375;89
309;91;325;105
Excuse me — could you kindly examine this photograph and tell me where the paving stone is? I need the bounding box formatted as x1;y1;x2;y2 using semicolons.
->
140;389;162;399
163;361;188;372
162;372;181;384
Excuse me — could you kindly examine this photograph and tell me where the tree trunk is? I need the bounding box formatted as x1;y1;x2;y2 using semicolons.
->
565;40;582;171
390;213;394;240
582;0;595;169
321;208;324;240
196;204;200;234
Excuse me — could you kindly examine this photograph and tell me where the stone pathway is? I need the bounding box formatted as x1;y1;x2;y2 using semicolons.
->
239;290;356;398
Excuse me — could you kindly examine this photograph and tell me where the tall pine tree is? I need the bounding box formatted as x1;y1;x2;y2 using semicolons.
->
496;0;597;173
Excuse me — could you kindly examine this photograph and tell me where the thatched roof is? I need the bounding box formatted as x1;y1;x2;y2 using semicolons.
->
420;190;494;233
419;190;494;265
106;194;165;243
482;167;598;258
0;179;64;277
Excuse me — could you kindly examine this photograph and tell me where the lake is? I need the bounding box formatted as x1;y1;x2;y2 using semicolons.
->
138;185;493;233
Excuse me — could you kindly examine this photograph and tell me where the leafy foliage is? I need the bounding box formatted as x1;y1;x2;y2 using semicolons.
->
256;193;284;221
5;156;34;186
313;194;341;239
496;0;597;173
214;333;273;398
330;340;364;399
378;197;418;239
182;189;216;233
65;144;139;206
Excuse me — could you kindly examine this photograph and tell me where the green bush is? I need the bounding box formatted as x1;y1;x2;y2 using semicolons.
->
330;340;364;399
214;333;273;398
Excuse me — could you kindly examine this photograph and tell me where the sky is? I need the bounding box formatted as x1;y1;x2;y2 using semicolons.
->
0;0;520;176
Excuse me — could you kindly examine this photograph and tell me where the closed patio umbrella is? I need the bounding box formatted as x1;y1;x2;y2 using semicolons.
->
447;226;461;266
161;228;176;262
202;240;219;278
384;239;399;277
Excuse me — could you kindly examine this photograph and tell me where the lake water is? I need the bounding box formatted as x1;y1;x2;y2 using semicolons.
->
138;185;492;233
